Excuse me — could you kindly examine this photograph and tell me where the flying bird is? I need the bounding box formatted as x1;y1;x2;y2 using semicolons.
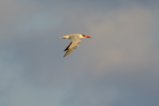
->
62;34;92;57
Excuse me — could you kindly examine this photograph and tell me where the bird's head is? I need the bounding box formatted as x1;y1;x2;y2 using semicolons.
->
81;34;92;39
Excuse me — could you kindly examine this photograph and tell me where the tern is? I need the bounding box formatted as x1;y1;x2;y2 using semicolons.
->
62;34;92;57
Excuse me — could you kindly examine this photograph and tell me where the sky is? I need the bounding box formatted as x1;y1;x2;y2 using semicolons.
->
0;0;159;106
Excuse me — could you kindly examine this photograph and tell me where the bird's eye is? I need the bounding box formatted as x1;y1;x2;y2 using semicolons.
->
82;35;86;37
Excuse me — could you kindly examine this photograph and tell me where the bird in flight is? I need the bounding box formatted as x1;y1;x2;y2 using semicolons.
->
62;34;92;57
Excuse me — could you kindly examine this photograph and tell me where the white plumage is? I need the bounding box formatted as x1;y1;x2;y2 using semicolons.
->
62;34;92;57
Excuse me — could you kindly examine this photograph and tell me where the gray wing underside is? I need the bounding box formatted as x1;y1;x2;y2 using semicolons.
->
64;48;75;57
63;40;81;57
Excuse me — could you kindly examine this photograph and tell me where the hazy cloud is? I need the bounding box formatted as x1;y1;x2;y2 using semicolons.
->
0;0;159;106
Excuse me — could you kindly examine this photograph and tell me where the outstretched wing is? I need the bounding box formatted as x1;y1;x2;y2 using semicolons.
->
63;41;81;57
64;42;72;51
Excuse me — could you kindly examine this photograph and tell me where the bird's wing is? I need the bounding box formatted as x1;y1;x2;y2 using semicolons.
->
63;39;81;57
64;42;72;51
63;48;75;57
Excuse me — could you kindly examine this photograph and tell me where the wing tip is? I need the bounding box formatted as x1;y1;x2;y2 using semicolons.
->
63;54;67;58
63;50;68;58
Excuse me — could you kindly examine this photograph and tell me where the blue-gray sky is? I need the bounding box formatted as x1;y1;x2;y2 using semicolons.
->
0;0;159;106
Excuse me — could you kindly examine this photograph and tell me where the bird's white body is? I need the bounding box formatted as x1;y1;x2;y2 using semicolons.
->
62;34;91;57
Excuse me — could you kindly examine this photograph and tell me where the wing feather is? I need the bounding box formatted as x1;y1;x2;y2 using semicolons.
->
63;41;81;57
64;42;72;51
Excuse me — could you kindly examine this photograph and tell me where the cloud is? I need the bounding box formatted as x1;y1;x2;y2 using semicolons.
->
0;0;39;44
0;1;159;106
78;6;156;74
